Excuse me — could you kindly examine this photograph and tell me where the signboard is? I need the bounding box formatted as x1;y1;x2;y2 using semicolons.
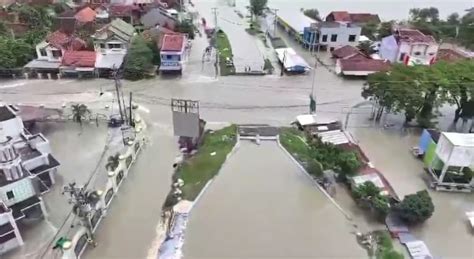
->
171;99;200;138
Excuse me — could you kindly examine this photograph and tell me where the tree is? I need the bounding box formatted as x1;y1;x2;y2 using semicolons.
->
71;104;90;126
352;181;380;200
124;35;154;81
377;21;394;39
147;40;161;66
395;190;434;224
352;182;390;220
307;159;323;177
337;151;361;176
0;37;35;68
358;41;375;56
176;20;195;39
409;7;440;23
249;0;268;20
105;153;120;171
361;21;378;40
447;12;460;25
303;9;321;21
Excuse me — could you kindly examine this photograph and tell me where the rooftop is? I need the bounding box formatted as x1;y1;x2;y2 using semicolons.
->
29;154;60;175
331;45;363;59
161;34;185;52
442;132;474;147
46;30;86;51
61;51;97;67
18;145;42;160
397;29;436;44
0;106;15;122
74;7;96;23
339;58;391;72
327;11;351;22
436;48;471;62
327;11;380;24
276;8;317;34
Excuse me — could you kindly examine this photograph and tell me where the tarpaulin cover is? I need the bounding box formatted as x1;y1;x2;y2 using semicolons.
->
435;132;474;167
424;140;437;167
418;129;432;153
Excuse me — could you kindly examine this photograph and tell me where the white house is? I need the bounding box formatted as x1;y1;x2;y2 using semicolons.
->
0;105;60;255
379;28;438;65
93;18;135;75
304;22;361;52
159;34;187;73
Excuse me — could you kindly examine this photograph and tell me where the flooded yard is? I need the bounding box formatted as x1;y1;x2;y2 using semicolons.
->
183;140;365;258
353;127;474;258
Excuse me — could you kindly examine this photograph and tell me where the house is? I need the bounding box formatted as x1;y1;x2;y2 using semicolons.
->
60;50;97;77
93;18;135;76
379;28;438;65
108;4;141;25
140;7;177;30
326;11;380;24
142;25;176;49
0;104;60;255
331;45;366;59
159;34;186;73
24;31;86;78
304;22;361;51
74;6;97;24
335;58;391;76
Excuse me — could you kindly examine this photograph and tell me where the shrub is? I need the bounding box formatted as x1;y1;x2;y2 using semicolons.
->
395;190;434;224
123;35;154;80
307;159;323;177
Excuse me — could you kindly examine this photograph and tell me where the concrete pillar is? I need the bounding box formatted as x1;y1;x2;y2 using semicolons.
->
38;197;48;219
47;73;52;80
37;73;42;79
49;168;56;185
24;73;29;79
7;210;24;246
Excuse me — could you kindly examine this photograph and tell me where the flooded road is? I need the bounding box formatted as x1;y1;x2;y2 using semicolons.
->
183;141;365;258
353;127;474;258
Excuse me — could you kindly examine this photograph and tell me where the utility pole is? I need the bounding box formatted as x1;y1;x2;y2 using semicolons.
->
309;59;317;114
212;7;219;77
113;67;125;124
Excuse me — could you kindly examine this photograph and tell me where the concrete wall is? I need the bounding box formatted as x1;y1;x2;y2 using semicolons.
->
397;41;439;64
22;154;49;171
0;116;24;140
319;25;361;49
0;177;36;207
379;35;399;63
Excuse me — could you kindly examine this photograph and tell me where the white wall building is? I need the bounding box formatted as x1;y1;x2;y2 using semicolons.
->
379;28;439;65
0;105;60;255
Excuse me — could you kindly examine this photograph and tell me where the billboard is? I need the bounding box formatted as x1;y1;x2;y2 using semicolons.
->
171;99;200;138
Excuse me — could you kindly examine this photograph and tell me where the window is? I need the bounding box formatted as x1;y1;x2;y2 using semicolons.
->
414;51;421;56
108;43;122;49
399;52;406;61
6;191;14;200
348;35;356;42
39;49;47;57
99;43;105;49
428;52;435;56
321;34;328;42
166;55;173;59
51;50;62;58
331;34;338;42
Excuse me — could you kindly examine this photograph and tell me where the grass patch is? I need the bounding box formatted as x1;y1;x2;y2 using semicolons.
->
216;31;235;76
177;125;237;200
279;128;311;162
374;231;404;259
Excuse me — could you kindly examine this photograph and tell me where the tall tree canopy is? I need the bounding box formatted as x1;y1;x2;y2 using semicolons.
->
303;9;321;21
124;35;154;81
249;0;268;19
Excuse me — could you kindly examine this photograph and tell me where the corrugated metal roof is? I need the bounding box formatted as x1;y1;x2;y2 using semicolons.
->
317;130;351;145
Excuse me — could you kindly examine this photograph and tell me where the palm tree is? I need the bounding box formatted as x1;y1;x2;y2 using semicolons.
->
105;153;120;171
71;104;90;126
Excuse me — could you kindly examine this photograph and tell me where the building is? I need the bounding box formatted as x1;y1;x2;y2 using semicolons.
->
159;34;187;73
24;31;86;78
140;7;177;30
60;50;97;77
335;58;391;76
331;45;366;59
326;11;380;24
436;47;472;63
304;22;361;51
92;18;135;76
379;28;438;65
0;105;60;255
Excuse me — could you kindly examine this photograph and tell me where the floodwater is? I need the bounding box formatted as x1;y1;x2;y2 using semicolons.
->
353;127;474;258
183;141;366;258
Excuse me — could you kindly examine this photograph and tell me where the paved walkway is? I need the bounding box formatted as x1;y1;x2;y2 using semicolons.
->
183;141;365;258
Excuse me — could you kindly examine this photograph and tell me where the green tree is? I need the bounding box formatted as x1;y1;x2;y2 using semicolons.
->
361;21;378;40
395;190;434;224
147;40;161;66
71;104;90;126
352;181;380;200
337;151;361;176
307;159;323;177
409;7;440;23
124;35;154;81
377;21;394;39
176;20;195;39
249;0;268;20
447;12;460;25
303;9;321;21
0;37;35;68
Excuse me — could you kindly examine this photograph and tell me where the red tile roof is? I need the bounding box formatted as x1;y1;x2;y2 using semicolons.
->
74;7;96;23
327;11;351;22
397;29;435;43
161;34;185;51
339;59;391;72
46;31;86;50
331;45;363;59
109;5;139;16
61;51;96;67
436;48;471;63
349;13;380;24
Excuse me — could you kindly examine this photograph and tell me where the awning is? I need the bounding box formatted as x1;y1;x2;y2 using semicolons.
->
10;196;41;220
24;60;61;69
95;53;126;69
